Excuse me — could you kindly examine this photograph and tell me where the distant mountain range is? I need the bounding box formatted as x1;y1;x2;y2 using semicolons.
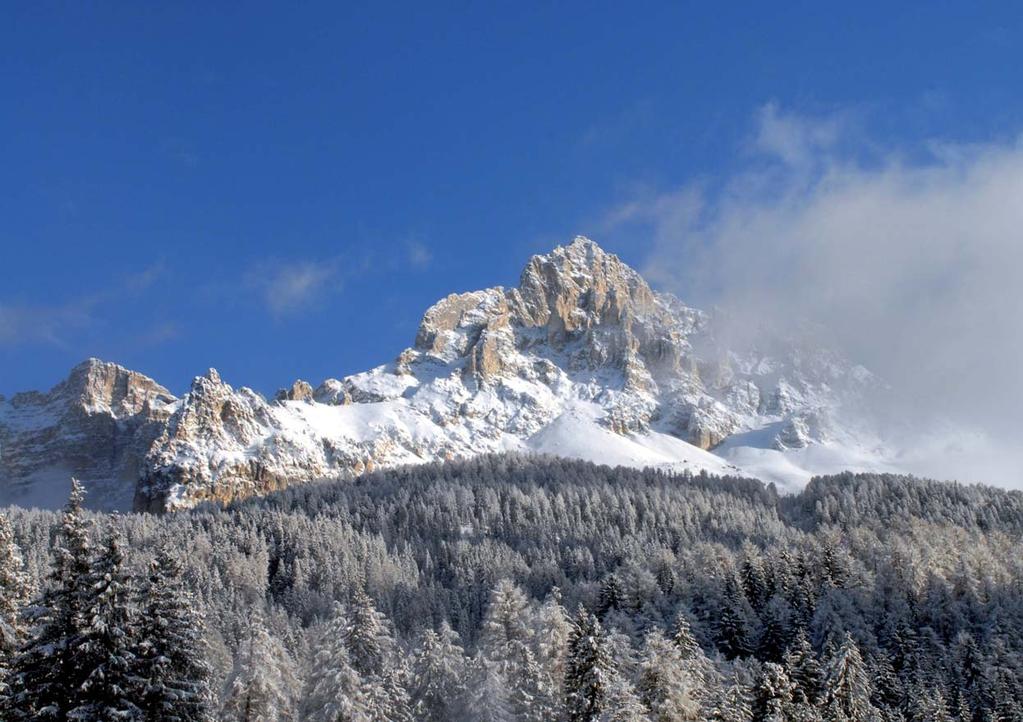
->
0;237;896;511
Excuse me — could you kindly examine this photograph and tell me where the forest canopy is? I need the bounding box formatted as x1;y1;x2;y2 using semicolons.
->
1;455;1022;721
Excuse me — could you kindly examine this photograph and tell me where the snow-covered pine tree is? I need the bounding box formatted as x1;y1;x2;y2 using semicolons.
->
596;670;649;722
564;607;617;722
301;603;371;722
740;542;768;613
463;655;514;722
339;589;411;721
0;511;33;694
753;662;796;722
220;613;299;722
823;632;880;722
784;629;823;705
709;670;754;722
409;623;467;722
479;579;533;658
670;612;701;662
479;579;552;721
534;587;571;718
757;595;793;663
361;662;413;722
670;610;716;701
343;588;392;678
68;528;143;721
135;547;214;722
905;685;952;722
716;571;755;659
636;629;701;721
3;479;93;721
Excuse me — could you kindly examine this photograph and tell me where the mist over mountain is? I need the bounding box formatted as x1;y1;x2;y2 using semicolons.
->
609;107;1023;488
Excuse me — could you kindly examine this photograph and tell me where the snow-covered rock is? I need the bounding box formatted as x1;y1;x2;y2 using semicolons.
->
0;237;884;510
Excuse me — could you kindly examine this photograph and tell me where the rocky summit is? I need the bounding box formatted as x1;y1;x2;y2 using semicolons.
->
0;237;883;511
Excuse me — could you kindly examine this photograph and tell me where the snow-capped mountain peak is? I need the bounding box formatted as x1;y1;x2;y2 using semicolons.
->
1;238;882;511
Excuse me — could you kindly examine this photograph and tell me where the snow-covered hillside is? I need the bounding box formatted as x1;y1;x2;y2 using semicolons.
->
1;237;892;511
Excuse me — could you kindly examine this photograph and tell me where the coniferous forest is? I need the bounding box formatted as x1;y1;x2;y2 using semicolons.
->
2;455;1023;721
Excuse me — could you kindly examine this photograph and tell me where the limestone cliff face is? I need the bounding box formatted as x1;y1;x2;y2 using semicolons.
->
0;359;175;509
1;237;872;511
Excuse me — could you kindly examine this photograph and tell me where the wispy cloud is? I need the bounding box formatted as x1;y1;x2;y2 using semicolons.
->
246;260;340;318
603;102;1023;485
0;302;95;347
0;261;174;349
406;240;433;269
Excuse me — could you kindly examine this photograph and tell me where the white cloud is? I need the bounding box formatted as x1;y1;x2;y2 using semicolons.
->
249;260;339;318
604;104;1023;485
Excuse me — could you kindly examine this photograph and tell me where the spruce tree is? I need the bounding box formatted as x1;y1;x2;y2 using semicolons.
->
564;607;616;722
0;511;33;695
220;613;299;722
597;670;649;722
823;632;879;722
709;670;753;722
409;623;467;722
753;662;796;722
343;589;391;678
68;529;142;721
596;574;625;618
784;629;823;705
340;589;411;722
716;572;755;659
636;629;701;721
4;479;93;721
135;548;214;722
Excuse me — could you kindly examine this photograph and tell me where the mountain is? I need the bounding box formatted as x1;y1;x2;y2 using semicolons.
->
0;237;888;511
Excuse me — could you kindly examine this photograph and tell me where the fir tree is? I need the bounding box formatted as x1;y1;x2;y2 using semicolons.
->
564;607;616;722
710;670;754;722
135;548;214;722
343;589;391;678
409;623;467;722
220;613;298;722
905;686;952;722
823;632;879;722
671;612;702;661
0;511;33;694
301;604;372;722
784;629;823;705
4;479;94;721
716;571;755;659
596;574;625;618
68;529;143;721
597;670;649;722
636;629;701;721
753;662;796;722
340;590;410;722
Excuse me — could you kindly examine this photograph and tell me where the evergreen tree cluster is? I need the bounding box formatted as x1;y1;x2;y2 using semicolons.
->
1;456;1023;720
1;480;214;721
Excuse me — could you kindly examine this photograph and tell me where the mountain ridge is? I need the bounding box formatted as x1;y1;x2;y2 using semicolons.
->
0;237;886;511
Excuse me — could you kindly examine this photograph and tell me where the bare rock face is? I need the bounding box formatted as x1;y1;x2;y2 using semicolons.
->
275;380;315;403
2;237;875;511
0;359;176;509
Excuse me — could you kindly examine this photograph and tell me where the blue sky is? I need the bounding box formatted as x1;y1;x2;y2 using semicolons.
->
3;2;1022;396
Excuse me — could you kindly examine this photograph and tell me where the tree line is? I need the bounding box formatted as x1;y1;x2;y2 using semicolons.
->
1;455;1022;720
